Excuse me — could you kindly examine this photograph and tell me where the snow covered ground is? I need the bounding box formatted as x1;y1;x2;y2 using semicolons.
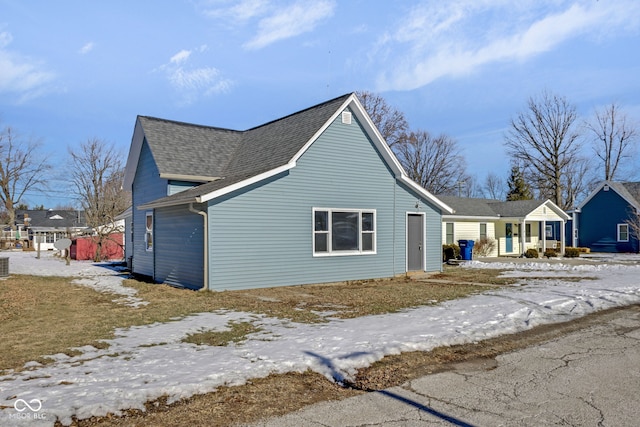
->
1;250;640;426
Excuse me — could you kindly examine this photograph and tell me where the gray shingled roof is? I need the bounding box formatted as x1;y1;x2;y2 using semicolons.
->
436;196;500;217
137;117;241;180
610;181;640;207
137;94;352;207
438;196;554;218
487;199;547;217
16;210;87;229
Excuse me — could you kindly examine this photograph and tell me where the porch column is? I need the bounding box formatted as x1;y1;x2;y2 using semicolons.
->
520;219;526;256
541;219;547;255
560;220;566;255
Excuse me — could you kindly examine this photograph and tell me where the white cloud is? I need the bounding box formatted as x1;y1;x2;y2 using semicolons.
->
78;42;95;54
170;49;192;64
375;0;640;91
158;49;233;105
243;0;335;49
204;0;271;21
0;31;57;103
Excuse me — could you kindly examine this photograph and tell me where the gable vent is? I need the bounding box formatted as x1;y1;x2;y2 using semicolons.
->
341;111;352;125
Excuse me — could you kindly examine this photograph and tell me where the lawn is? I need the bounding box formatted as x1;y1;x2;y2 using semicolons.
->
1;266;517;426
0;267;509;373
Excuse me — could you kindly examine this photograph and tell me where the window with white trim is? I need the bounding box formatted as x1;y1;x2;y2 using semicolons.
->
445;223;454;245
145;212;154;251
617;223;629;242
313;208;376;255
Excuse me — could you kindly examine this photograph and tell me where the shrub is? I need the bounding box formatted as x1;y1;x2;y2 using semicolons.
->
577;247;591;254
473;237;497;257
524;248;539;258
564;247;580;258
544;248;557;258
442;244;460;261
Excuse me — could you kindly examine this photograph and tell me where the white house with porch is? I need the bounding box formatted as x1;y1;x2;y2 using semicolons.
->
437;197;570;257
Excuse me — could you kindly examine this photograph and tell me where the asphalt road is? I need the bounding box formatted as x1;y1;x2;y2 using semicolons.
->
244;305;640;426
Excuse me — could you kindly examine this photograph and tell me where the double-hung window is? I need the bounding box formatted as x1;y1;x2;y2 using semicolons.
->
313;208;376;255
617;223;629;242
445;223;454;245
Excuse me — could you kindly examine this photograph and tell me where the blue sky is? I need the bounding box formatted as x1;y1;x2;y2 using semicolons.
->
1;0;639;208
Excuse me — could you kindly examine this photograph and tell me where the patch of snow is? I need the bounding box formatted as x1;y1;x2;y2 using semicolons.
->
1;251;639;426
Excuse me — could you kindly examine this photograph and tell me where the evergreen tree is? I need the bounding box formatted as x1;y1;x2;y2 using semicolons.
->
506;166;533;201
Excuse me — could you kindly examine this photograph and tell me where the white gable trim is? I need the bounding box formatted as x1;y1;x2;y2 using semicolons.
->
196;164;293;203
123;117;145;189
399;176;454;214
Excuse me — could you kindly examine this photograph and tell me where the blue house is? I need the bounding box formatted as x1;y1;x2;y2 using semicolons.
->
123;93;453;290
572;181;640;253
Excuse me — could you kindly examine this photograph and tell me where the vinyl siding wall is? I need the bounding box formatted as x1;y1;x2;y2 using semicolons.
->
206;112;442;291
131;139;169;278
441;220;498;257
154;204;204;289
580;189;638;252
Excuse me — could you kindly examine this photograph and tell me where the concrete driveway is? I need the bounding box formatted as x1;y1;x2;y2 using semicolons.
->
244;305;640;426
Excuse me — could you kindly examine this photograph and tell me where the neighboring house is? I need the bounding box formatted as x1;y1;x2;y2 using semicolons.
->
123;93;453;291
571;181;640;253
437;196;570;257
15;210;88;251
115;207;133;266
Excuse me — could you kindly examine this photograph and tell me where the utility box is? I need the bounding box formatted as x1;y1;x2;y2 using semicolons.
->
0;257;9;277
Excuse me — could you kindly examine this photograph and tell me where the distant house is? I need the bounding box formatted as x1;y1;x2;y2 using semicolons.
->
115;207;133;266
15;209;88;251
123;93;453;291
436;196;570;257
571;181;640;253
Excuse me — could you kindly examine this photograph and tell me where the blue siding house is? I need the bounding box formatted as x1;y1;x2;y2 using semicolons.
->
123;93;453;290
573;181;640;253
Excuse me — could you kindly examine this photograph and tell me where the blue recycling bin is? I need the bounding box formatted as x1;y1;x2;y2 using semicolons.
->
458;239;475;260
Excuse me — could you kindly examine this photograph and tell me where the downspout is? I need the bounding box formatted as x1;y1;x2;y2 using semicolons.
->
189;203;209;291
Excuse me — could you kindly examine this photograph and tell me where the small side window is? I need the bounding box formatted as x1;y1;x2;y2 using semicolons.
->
617;224;629;242
145;212;153;251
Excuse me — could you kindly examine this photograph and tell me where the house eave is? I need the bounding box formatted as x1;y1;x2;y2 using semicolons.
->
399;176;454;214
197;164;293;203
442;215;499;221
159;173;221;182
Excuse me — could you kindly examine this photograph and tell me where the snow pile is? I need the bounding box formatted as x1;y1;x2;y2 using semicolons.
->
2;251;147;307
1;252;640;426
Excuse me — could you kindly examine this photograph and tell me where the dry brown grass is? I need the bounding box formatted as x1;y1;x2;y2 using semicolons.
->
2;265;620;427
0;266;519;426
1;269;507;372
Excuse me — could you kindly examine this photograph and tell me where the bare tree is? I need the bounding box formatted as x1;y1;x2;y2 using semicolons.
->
394;130;467;195
0;124;51;227
356;91;409;148
481;172;506;200
69;138;130;261
585;103;638;181
504;91;582;209
562;156;594;210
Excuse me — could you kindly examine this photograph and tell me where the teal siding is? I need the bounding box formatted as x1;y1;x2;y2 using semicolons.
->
206;113;442;291
154;204;204;289
168;181;200;196
131;139;168;278
394;181;444;272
